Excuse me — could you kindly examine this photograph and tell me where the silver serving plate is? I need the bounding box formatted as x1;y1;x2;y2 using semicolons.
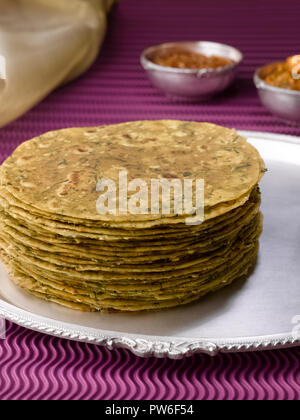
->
254;66;300;125
0;131;300;359
141;41;243;101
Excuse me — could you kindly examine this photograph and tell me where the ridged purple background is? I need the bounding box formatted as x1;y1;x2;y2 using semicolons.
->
0;0;300;400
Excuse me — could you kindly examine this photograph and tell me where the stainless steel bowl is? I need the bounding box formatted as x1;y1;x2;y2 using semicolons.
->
254;66;300;125
141;41;243;101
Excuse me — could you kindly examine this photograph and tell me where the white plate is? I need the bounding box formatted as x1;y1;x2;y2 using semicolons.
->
1;131;300;359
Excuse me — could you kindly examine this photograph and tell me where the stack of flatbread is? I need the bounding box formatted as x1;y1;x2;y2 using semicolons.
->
0;120;266;312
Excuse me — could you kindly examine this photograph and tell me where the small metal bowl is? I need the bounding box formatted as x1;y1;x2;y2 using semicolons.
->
140;41;243;101
254;66;300;125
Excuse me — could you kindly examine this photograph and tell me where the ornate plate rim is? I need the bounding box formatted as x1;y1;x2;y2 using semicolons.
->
1;299;299;359
0;130;300;359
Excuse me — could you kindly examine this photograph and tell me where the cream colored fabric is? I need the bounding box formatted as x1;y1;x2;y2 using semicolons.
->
0;0;115;127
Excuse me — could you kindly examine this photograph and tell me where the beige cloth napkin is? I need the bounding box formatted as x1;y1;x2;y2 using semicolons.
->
0;0;115;127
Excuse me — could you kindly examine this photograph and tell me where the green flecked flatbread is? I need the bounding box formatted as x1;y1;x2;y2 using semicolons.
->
0;212;262;282
0;187;261;254
1;215;261;295
0;245;259;312
0;121;265;224
0;121;265;312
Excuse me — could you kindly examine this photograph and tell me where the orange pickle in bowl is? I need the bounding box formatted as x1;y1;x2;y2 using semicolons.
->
260;55;300;90
151;50;234;70
141;41;243;101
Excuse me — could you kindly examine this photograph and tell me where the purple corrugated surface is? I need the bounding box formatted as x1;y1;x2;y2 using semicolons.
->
0;0;300;400
0;323;299;400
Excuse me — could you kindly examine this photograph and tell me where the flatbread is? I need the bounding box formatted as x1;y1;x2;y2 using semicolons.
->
0;121;266;312
0;121;266;224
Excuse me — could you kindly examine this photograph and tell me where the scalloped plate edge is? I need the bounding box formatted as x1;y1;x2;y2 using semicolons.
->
1;300;299;359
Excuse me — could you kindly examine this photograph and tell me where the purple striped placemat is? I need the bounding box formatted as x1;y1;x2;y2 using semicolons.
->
0;0;300;400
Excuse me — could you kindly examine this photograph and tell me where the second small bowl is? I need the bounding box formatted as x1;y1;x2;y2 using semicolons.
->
141;41;243;101
254;66;300;125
